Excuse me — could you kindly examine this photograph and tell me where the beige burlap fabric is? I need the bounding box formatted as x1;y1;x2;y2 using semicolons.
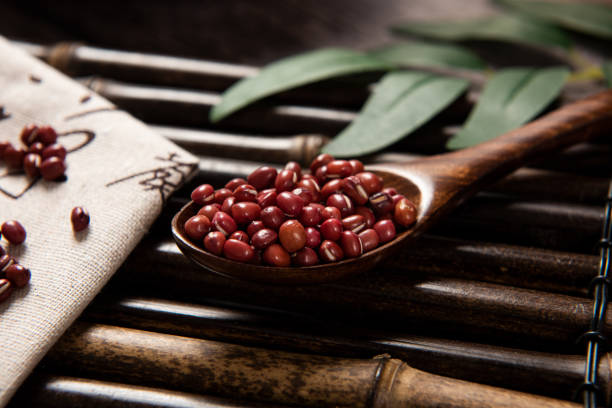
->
0;36;198;406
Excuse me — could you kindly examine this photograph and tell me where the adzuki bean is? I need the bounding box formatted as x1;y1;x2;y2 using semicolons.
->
1;221;26;245
186;154;418;266
71;206;90;232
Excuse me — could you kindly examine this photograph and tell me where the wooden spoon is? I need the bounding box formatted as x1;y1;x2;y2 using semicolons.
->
172;90;612;284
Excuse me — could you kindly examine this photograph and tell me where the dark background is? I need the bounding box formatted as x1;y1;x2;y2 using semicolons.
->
1;0;504;64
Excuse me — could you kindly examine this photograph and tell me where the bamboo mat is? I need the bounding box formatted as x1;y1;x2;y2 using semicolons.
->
1;1;611;407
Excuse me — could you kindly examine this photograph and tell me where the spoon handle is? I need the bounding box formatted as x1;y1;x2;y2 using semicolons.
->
401;89;612;220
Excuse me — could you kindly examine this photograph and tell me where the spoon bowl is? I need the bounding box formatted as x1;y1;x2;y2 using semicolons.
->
173;168;421;284
173;90;612;284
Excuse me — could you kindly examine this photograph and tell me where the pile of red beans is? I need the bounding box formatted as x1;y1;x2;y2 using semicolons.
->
184;154;417;266
0;220;31;303
0;124;67;180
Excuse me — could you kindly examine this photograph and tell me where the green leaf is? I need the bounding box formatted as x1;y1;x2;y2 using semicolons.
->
322;72;469;157
210;48;392;122
391;14;571;49
447;67;569;150
603;61;612;88
496;0;612;39
369;41;486;71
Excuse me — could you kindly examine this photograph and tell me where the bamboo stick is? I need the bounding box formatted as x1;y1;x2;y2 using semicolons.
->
83;295;607;403
152;125;329;165
10;375;283;408
18;40;463;112
44;322;579;408
120;236;602;346
82;76;360;135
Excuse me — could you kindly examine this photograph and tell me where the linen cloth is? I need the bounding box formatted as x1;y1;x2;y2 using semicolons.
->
0;36;198;406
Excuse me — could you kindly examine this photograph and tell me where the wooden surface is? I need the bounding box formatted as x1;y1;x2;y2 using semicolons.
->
2;1;612;407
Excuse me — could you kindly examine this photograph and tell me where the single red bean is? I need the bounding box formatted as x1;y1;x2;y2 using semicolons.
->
225;178;247;190
204;231;225;255
20;124;39;146
198;204;221;219
274;169;298;192
214;188;233;204
340;230;363;258
231;202;261;224
298;205;321;227
221;196;236;214
40;156;66;180
326;193;354;218
356;172;383;195
223;239;254;263
211;211;237;236
1;221;26;244
314;165;328;184
394;198;417;228
247;166;278;190
355;206;376;228
276;191;304;218
326;160;352;179
305;227;321;248
369;192;394;217
27;142;45;155
342;176;369;206
23;153;41;178
246;220;265;237
342;215;366;234
321;206;341;221
233;184;258;202
251;228;278;250
229;230;250;243
4;145;25;169
260;206;286;230
0;279;13;303
294;247;319;266
184;215;211;241
320;218;342;241
5;264;30;288
374;219;396;244
71;206;90;232
284;161;302;179
191;184;215;205
319;240;344;263
279;220;306;253
37;125;58;145
263;244;290;266
320;179;344;200
349;159;364;174
309;153;334;174
257;189;277;208
359;229;380;252
41;144;67;160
